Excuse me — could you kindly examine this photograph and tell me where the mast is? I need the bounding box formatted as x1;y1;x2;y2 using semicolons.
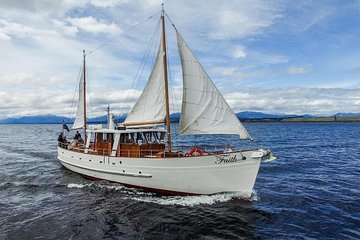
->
161;4;172;152
83;50;87;141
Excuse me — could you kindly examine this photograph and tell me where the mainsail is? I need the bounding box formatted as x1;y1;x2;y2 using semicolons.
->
72;65;85;130
176;31;252;139
124;40;166;126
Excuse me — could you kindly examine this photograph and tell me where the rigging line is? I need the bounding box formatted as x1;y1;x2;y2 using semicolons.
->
119;18;161;113
127;18;160;94
133;18;160;94
86;66;94;118
165;11;177;31
140;24;161;121
165;9;181;124
124;19;159;113
117;17;161;121
86;11;161;56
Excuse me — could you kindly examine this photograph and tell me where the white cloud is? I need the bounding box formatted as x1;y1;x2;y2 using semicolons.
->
0;32;11;41
3;85;359;118
211;67;266;80
225;87;360;115
251;51;288;65
0;0;88;19
65;17;121;35
287;66;312;75
0;0;359;119
0;88;142;118
89;0;124;7
0;19;33;40
233;46;246;59
52;19;78;36
211;0;282;39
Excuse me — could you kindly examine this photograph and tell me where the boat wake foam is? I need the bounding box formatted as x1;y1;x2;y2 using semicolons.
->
67;182;125;191
128;191;259;207
67;183;259;206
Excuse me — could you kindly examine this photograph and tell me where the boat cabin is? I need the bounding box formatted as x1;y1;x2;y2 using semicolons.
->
77;126;167;158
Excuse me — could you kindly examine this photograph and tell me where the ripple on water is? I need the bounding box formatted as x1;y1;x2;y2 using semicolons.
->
0;123;359;239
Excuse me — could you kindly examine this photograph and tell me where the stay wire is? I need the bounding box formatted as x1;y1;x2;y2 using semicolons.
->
117;17;162;121
86;11;161;56
138;21;161;121
133;18;161;95
165;11;181;114
165;11;178;31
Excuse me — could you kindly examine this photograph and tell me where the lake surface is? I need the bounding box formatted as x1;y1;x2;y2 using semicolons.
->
0;123;359;239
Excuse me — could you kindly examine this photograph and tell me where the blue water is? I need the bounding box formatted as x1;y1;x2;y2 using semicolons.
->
0;123;359;239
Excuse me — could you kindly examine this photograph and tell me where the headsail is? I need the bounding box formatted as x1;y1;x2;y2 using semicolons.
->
72;64;85;130
124;40;166;126
176;31;252;139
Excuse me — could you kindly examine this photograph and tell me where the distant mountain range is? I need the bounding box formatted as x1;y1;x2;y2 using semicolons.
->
0;112;359;124
0;115;74;124
236;111;301;119
333;113;360;117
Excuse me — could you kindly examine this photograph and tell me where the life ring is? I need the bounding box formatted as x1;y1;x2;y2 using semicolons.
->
188;148;203;156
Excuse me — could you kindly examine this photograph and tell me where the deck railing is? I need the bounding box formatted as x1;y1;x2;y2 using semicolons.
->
58;141;234;158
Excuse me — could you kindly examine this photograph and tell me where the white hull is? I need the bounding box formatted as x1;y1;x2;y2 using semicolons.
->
57;147;265;196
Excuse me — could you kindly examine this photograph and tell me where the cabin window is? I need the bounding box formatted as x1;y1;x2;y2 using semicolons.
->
143;132;151;144
135;132;143;144
130;133;135;144
123;133;132;144
89;132;96;143
120;133;125;144
153;132;159;143
96;133;103;143
106;133;113;142
160;132;165;142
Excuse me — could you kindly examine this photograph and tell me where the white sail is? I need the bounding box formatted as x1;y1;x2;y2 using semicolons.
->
72;66;85;130
176;31;252;139
124;41;166;126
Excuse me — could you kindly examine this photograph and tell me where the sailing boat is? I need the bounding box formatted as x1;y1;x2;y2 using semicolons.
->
57;5;276;196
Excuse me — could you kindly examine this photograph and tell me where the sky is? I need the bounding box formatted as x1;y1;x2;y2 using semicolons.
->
1;0;360;118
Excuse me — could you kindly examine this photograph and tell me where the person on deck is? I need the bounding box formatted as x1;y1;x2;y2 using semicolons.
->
58;132;64;143
58;132;68;146
74;131;81;140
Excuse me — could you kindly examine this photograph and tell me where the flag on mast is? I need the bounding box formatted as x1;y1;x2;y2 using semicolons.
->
62;120;70;132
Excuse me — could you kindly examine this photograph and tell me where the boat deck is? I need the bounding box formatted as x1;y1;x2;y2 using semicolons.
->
57;141;240;158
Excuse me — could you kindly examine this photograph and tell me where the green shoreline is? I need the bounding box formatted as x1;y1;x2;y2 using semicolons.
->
241;116;360;123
